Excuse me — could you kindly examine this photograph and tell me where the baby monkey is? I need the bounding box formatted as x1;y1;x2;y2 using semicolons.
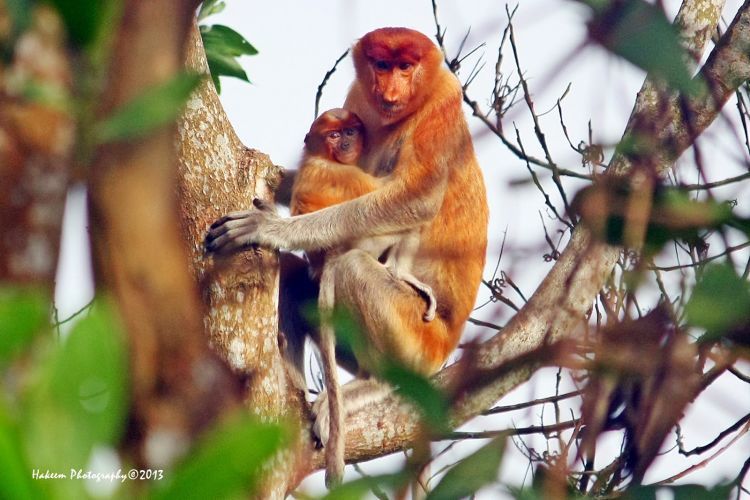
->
290;108;436;485
291;108;436;318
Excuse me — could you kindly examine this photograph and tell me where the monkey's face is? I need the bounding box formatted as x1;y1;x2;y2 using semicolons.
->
306;109;365;165
357;28;437;124
367;58;417;121
327;123;364;165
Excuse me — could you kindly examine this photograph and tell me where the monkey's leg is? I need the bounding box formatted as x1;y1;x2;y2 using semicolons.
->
318;261;344;487
334;249;454;375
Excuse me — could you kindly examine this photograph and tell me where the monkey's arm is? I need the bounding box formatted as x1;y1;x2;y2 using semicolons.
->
205;162;447;255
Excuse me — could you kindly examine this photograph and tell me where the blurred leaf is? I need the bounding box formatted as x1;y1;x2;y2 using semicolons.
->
95;72;202;143
3;0;32;48
427;436;505;500
199;24;257;94
508;487;545;500
152;416;287;500
573;180;735;253
50;301;128;444
625;484;733;500
654;189;733;230
323;472;406;500
22;300;127;498
0;287;48;364
44;0;109;47
623;485;658;500
586;0;699;95
672;483;733;500
380;362;450;434
197;0;225;21
685;263;750;337
0;405;42;500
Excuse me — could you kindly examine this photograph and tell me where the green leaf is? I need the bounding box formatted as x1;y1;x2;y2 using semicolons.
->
586;0;699;95
0;405;42;500
199;24;257;93
0;286;49;364
427;436;506;500
624;484;733;500
198;0;225;21
206;51;249;82
4;0;32;44
95;72;203;143
44;0;110;48
685;263;750;337
380;363;450;434
323;472;406;500
22;300;128;499
152;416;287;500
201;25;257;57
672;483;733;500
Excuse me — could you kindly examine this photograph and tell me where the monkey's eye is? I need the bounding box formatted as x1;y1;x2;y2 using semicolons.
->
344;128;358;137
374;60;390;71
398;62;412;71
328;131;341;140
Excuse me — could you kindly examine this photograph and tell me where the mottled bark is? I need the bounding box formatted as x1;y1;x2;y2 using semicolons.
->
87;0;240;468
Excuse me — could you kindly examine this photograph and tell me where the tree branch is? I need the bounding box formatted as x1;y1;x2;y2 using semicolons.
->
322;0;738;468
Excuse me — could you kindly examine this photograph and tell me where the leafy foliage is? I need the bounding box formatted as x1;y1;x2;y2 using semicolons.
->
198;0;225;21
152;416;288;500
0;290;289;499
685;263;750;340
95;72;203;143
0;294;128;499
427;436;506;500
584;0;699;94
323;472;407;500
44;0;114;48
573;179;739;254
0;287;48;364
379;362;450;435
198;1;257;93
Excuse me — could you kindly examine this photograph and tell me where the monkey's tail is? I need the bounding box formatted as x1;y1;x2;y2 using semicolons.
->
319;266;345;488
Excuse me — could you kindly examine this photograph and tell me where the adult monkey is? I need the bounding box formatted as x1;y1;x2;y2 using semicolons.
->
206;26;488;479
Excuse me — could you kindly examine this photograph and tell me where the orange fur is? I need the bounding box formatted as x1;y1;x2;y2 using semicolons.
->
291;109;377;278
343;27;489;374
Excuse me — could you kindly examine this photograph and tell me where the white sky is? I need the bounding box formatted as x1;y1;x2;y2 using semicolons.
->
54;0;750;496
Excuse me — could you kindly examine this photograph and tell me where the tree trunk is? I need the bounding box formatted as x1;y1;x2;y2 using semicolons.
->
176;24;314;496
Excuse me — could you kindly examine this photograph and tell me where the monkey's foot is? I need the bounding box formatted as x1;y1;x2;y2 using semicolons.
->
311;379;392;446
399;274;437;322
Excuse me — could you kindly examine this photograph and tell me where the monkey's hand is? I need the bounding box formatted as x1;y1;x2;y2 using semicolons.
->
311;379;392;446
205;199;281;255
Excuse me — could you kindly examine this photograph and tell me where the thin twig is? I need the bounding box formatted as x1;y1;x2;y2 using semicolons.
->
677;413;750;457
656;419;750;485
314;48;350;119
484;390;583;415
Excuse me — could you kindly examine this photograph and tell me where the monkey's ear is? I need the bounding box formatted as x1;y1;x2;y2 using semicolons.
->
304;133;311;146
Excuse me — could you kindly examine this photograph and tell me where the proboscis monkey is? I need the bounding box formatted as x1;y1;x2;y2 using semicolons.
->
291;107;437;484
206;27;488;484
